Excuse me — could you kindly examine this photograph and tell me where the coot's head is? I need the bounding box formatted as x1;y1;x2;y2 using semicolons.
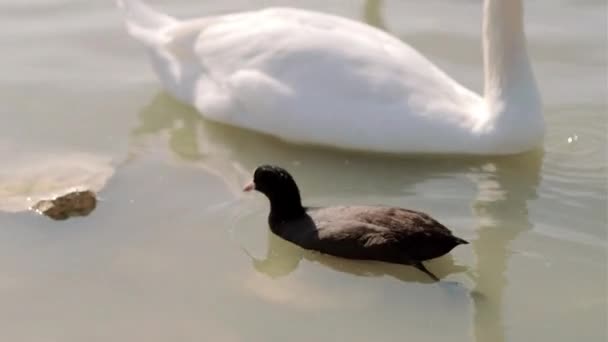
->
243;165;303;211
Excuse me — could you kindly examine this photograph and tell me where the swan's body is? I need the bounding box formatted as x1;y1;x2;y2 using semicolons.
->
117;0;543;155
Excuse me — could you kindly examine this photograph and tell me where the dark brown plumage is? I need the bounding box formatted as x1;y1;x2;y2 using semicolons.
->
243;165;468;281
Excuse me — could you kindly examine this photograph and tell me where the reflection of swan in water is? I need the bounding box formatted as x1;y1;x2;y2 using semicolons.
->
468;153;541;342
363;0;386;31
131;92;542;205
130;93;542;338
131;94;543;198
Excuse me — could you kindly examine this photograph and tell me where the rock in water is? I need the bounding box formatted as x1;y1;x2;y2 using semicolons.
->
33;190;97;220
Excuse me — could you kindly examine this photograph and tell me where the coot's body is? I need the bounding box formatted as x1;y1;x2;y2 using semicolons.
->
244;165;468;280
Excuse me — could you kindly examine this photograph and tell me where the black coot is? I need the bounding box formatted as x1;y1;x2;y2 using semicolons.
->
243;165;468;281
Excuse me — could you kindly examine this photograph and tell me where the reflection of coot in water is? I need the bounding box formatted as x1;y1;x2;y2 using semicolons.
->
33;190;97;220
244;165;468;281
245;229;468;285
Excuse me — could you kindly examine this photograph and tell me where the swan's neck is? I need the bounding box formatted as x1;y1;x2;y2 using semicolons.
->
482;0;541;126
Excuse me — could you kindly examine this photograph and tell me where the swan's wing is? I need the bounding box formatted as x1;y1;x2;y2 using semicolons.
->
161;8;480;148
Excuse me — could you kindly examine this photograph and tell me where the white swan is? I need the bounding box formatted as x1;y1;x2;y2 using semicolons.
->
117;0;543;155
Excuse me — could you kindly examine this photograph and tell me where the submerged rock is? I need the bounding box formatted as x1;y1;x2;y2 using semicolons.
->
0;152;114;213
33;190;97;220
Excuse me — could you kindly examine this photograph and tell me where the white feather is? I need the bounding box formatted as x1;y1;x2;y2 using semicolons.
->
117;0;543;155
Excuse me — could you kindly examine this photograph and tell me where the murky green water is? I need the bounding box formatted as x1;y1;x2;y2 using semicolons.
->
0;1;606;341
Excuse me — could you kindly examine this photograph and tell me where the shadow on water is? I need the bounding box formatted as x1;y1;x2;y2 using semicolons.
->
130;76;541;341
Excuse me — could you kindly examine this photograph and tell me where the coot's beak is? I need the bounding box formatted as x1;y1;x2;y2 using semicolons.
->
243;181;255;192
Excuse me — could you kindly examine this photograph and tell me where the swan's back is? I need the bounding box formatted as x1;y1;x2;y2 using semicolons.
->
124;4;486;153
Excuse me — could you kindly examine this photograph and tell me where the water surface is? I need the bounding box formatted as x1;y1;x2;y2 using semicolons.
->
0;1;606;341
